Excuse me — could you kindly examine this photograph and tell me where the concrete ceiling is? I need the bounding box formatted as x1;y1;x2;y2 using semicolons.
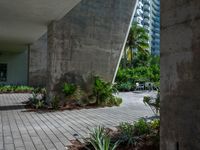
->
0;0;81;51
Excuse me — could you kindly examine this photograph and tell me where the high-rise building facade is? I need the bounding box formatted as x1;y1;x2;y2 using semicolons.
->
133;0;160;55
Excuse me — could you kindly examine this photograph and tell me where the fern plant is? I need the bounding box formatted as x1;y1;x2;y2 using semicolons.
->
93;76;118;105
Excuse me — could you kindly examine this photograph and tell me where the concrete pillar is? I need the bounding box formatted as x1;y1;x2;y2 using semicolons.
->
29;34;47;87
47;0;137;99
161;0;200;149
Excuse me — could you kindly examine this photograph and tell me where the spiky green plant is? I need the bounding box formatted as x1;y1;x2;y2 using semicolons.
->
88;127;118;150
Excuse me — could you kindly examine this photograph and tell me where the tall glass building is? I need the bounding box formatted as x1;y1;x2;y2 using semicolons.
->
133;0;160;55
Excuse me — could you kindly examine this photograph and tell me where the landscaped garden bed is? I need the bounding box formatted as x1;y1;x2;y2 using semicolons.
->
25;76;123;111
66;90;160;150
67;118;160;150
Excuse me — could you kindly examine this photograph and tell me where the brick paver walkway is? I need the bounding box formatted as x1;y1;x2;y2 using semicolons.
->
0;92;155;150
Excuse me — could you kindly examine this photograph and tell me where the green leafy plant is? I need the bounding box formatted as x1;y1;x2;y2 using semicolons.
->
119;122;138;146
116;82;133;92
116;52;160;92
150;119;160;130
29;92;39;105
149;119;160;148
114;97;123;106
93;76;118;106
28;88;46;109
76;96;97;107
71;86;85;100
133;119;150;136
35;100;44;109
105;96;122;107
88;127;118;150
29;95;45;109
0;85;34;93
62;83;76;96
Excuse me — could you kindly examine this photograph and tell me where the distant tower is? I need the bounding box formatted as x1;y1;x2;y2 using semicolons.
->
133;0;160;55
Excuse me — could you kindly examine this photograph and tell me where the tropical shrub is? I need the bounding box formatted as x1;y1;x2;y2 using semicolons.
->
119;122;137;146
115;64;160;91
113;97;123;106
133;119;150;136
62;83;76;96
116;47;160;92
116;82;133;92
93;76;119;106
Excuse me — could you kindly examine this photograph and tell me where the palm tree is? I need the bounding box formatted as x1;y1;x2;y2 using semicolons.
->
123;23;150;68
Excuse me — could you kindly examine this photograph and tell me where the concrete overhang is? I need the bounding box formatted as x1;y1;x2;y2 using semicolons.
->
0;0;81;52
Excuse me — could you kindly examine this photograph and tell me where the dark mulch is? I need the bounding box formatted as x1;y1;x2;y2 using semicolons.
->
23;101;112;112
67;138;159;150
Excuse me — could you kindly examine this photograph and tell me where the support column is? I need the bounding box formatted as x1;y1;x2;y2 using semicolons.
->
161;0;200;149
29;34;47;87
47;0;137;100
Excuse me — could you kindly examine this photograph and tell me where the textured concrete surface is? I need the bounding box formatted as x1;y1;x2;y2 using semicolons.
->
29;34;47;87
47;0;137;99
160;0;200;149
0;92;154;150
0;0;81;46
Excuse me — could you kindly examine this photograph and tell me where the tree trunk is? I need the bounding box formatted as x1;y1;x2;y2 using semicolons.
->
130;49;133;67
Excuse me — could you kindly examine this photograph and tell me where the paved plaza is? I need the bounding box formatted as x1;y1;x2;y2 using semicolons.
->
0;91;155;150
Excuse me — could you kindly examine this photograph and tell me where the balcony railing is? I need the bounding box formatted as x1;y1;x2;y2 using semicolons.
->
143;5;150;12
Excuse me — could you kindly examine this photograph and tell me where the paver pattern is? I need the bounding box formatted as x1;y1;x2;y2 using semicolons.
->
0;91;155;150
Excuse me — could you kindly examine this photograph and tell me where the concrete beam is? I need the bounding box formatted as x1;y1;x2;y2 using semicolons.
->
47;0;137;99
160;0;200;149
0;0;81;46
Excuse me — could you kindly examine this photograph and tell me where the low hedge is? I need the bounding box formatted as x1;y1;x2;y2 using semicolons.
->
0;85;34;93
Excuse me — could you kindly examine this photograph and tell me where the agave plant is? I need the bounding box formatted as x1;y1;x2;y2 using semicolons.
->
88;127;118;150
